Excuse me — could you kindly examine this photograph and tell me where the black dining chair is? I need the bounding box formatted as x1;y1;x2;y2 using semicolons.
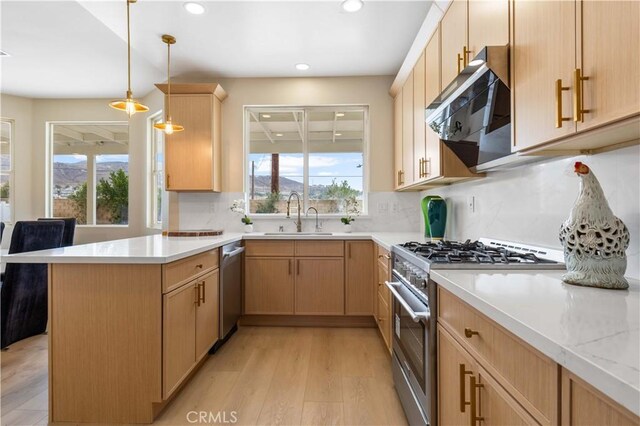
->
37;217;76;247
1;220;64;349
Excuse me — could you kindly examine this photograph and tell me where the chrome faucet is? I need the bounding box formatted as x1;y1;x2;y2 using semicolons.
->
306;207;322;232
286;191;303;232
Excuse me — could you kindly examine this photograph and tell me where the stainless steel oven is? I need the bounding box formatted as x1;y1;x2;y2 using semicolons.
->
386;261;437;426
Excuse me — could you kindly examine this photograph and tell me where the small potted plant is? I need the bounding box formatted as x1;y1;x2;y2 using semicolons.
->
340;196;360;233
230;199;253;233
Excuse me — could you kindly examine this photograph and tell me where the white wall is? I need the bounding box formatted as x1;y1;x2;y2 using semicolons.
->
422;145;640;279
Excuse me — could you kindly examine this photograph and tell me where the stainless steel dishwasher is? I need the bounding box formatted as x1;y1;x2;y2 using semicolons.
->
210;241;244;353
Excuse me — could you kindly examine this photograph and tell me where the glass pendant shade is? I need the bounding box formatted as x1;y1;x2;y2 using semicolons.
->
109;0;148;115
153;34;184;134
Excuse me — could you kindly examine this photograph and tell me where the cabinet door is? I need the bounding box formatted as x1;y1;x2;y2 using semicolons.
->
295;258;344;315
345;241;374;315
440;0;468;88
578;0;640;132
424;29;442;180
245;257;294;314
195;269;219;361
165;94;214;191
468;0;509;60
413;51;427;182
438;326;473;426
402;74;414;186
163;282;197;398
512;0;576;151
394;92;404;188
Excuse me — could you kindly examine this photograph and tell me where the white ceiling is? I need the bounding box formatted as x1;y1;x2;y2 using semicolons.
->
0;1;430;99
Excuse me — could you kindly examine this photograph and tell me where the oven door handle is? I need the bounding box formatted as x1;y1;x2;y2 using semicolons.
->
385;281;430;323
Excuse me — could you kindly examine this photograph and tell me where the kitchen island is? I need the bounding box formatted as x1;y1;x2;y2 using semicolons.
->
5;233;639;424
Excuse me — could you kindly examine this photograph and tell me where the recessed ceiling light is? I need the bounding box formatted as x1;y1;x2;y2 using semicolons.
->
336;112;345;117
341;0;364;13
276;133;284;137
184;2;205;15
468;59;485;66
0;50;10;57
262;114;271;119
295;63;310;71
335;133;342;136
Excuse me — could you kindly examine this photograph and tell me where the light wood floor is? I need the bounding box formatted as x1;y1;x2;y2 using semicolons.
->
1;327;408;426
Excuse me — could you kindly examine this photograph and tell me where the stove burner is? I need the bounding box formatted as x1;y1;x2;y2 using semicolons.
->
400;240;556;265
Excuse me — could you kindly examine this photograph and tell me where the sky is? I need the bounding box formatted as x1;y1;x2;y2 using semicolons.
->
248;152;363;190
53;155;129;164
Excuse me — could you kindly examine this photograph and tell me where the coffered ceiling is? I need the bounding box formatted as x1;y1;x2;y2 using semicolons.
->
0;1;431;99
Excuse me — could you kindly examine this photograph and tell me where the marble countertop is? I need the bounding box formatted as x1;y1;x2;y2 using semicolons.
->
2;231;425;264
431;269;640;416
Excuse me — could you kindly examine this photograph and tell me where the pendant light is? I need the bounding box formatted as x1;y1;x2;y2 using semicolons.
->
109;0;149;116
154;34;184;134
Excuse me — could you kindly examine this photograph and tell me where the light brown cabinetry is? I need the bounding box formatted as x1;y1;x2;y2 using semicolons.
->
402;73;415;186
413;52;427;183
295;258;345;315
512;0;640;153
345;241;374;315
561;368;639;426
155;83;227;192
440;0;468;88
375;244;392;352
244;257;295;314
467;0;509;60
163;268;220;399
394;92;404;189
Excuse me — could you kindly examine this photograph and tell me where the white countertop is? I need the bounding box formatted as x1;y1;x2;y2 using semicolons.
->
2;231;425;264
431;269;640;417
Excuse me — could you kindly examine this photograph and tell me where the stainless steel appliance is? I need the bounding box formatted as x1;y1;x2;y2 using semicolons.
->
211;241;244;353
387;238;564;425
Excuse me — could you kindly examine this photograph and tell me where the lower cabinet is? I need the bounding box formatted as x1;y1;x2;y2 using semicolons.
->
244;257;294;314
295;258;344;315
163;269;219;399
375;244;392;352
438;326;538;426
345;241;374;315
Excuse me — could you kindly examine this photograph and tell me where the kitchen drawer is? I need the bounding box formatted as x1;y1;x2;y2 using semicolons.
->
245;240;294;257
438;287;558;425
377;262;390;306
295;240;344;257
163;249;219;293
376;246;391;270
376;291;392;351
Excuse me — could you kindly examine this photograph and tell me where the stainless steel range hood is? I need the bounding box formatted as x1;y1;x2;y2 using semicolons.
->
425;46;514;172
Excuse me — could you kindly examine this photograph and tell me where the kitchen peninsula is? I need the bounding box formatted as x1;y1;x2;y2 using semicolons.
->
6;233;639;424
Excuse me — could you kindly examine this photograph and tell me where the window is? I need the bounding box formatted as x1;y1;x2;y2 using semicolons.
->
246;106;367;215
0;119;14;223
49;122;129;225
149;113;165;228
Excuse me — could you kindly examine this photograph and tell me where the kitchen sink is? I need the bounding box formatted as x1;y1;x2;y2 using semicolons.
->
263;232;334;236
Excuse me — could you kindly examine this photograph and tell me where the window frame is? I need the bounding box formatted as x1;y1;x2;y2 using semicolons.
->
243;105;369;217
0;118;15;224
148;111;165;230
46;120;130;228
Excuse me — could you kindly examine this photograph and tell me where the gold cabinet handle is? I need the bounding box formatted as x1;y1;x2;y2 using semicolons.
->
470;375;484;426
457;52;464;74
573;68;591;122
418;158;423;178
384;254;391;260
195;264;203;269
166;174;170;189
194;285;201;307
425;157;431;177
555;79;572;128
399;170;404;185
297;259;300;276
288;259;292;275
459;364;473;413
200;281;205;304
464;327;479;338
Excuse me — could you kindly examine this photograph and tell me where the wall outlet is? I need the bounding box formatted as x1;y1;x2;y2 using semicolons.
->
377;202;389;214
392;202;400;213
466;196;475;214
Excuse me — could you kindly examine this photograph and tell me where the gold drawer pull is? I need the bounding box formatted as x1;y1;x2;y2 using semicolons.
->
459;364;473;413
555;79;572;128
457;52;464;74
573;68;591;122
470;375;484;426
464;328;479;338
195;263;203;269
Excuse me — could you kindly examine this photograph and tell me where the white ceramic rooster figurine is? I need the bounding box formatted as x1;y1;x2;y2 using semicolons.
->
559;162;630;289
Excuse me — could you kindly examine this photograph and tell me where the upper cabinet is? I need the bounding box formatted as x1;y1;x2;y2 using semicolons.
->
155;83;227;192
440;0;468;88
393;92;403;189
512;0;640;152
401;73;415;187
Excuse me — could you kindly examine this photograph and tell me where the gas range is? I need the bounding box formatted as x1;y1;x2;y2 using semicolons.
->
391;238;565;302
